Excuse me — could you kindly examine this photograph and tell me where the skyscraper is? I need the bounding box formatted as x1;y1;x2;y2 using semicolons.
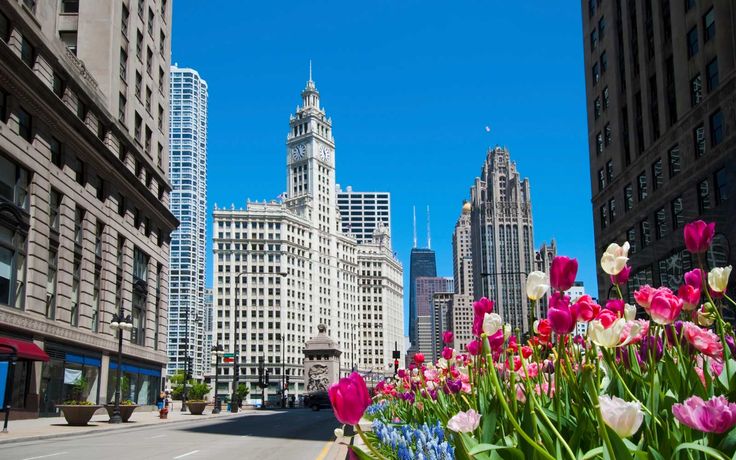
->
451;201;475;350
582;1;735;301
213;72;403;400
336;185;391;244
470;146;536;334
534;240;557;319
408;248;437;348
0;0;175;418
414;276;453;360
168;65;208;379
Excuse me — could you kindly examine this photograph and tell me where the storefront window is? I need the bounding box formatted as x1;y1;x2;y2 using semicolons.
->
40;352;100;415
107;362;160;405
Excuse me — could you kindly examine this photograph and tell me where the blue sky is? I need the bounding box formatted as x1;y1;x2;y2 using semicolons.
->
172;1;596;331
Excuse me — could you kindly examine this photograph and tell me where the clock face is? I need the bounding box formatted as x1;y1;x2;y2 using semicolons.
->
319;144;331;161
291;144;306;161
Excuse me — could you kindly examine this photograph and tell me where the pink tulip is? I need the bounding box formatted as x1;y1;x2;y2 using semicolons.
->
596;309;618;329
672;395;736;433
684;220;716;254
684;268;704;289
414;352;425;365
634;285;656;309
472;298;494;336
550;256;578;291
610;265;632;285
574;295;601;322
442;330;454;345
467;339;481;356
548;292;575;334
441;346;454;360
487;329;505;352
328;372;372;425
647;288;683;325
682;322;723;359
605;299;625;317
678;284;701;311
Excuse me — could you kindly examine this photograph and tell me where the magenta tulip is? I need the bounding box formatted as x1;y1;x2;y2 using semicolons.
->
548;292;575;334
574;295;601;322
550;256;578;291
467;339;481;356
605;298;625;317
672;395;736;434
683;220;716;254
443;330;454;345
684;268;704;289
472;297;494;336
678;284;701;311
328;372;372;425
610;265;631;285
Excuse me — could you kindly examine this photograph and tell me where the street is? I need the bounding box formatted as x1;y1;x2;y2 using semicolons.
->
2;409;339;460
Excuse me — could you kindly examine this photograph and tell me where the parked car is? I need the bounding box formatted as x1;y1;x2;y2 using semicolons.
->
304;391;331;411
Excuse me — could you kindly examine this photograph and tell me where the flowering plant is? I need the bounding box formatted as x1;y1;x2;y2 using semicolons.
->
329;220;736;459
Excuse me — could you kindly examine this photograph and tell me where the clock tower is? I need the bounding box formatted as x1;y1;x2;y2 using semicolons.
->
285;68;336;233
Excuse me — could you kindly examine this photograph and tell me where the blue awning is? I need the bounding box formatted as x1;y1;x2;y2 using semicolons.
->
109;362;162;377
65;353;101;367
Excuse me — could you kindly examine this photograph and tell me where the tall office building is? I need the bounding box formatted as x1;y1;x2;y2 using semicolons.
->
534;240;557;319
203;287;213;367
431;291;454;361
470;146;536;334
449;201;476;350
0;0;175;418
213;73;402;400
414;276;453;361
582;1;735;301
336;185;391;244
167;65;208;379
407;223;437;349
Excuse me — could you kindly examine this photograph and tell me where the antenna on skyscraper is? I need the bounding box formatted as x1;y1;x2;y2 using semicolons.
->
427;205;432;249
412;206;417;248
309;60;313;82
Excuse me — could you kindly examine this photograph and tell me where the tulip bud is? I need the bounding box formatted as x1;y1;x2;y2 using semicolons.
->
708;266;732;293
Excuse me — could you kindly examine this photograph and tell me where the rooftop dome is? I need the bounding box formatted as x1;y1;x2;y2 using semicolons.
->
462;201;471;213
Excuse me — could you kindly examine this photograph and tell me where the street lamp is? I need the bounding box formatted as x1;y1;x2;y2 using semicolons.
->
231;270;287;413
109;306;133;424
211;344;224;414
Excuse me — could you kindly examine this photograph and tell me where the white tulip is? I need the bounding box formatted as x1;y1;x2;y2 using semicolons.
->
503;324;512;340
482;313;503;336
624;303;637;321
598;395;644;438
707;266;732;293
526;271;550;301
588;318;626;348
600;242;630;275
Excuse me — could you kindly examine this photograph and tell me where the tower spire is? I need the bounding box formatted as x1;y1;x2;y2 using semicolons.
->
427;205;432;249
309;59;312;82
412;206;417;248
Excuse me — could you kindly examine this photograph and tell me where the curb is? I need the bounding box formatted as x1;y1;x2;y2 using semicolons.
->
0;410;254;446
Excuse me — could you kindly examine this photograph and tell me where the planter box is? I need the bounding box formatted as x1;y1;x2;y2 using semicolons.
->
187;401;207;415
105;404;139;422
56;405;104;426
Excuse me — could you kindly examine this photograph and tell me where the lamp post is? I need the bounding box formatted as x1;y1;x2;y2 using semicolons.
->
231;270;287;413
181;308;201;412
281;333;286;408
211;344;224;414
109;306;133;424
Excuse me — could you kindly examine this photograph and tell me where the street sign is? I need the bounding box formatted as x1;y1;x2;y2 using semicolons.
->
224;353;234;358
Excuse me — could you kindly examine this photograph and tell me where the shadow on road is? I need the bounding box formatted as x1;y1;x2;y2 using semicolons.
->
178;409;337;441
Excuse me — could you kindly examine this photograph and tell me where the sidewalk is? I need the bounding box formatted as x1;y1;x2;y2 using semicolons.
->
0;403;255;445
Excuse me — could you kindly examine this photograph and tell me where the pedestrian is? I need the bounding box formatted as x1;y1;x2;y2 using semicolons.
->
157;391;165;411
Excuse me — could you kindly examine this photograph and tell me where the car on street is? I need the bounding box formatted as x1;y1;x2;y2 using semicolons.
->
304;390;331;411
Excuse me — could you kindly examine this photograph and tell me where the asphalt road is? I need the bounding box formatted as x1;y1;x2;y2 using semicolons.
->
2;408;339;460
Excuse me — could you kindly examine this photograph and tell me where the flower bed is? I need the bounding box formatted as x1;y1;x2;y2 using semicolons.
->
329;220;736;459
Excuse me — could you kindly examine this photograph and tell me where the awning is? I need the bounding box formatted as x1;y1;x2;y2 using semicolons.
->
0;338;50;362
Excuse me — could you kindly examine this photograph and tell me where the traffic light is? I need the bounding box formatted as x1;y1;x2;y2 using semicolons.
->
394;359;399;376
285;375;290;386
265;370;270;385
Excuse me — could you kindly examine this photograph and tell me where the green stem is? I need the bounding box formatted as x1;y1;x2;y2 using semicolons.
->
355;423;388;460
530;391;576;460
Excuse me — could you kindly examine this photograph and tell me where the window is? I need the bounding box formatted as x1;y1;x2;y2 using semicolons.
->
598;16;606;38
589;0;595;17
50;137;63;167
145;87;152;113
17;107;32;142
134;112;142;141
61;0;79;14
600;51;608;73
74;207;85;247
604;123;612;146
119;93;126;122
655;208;667;239
74;158;85;185
689;74;703;107
145;126;152;153
685;0;695;11
703;8;715;42
146;47;153;75
596;132;603;154
59;31;77;56
606;159;614;183
159;67;165;95
624;183;633;211
159;30;166;57
70;255;80;326
594;97;601;119
136;30;143;60
77;99;87;121
592;62;600;84
710;110;723;146
638;172;647;201
627;227;637;253
135;72;142;100
117;193;126;217
694;124;706;157
119;48;127;81
671;196;684;229
706;58;719;91
603;86;609;110
714;168;728;205
137;0;144;18
0;12;9;43
148;8;154;37
158;105;164;132
132;247;149;345
598;168;605;191
0;225;27;309
687;27;698;58
53;73;65;98
697;179;711;214
46;246;58;319
609;198;616;223
600;205;608;229
121;4;129;37
668;145;680;177
651;158;663;191
640;219;651;249
590;29;598;51
20;36;35;66
0;155;30;211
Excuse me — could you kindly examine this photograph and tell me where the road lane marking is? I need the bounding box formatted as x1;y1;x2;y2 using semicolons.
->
314;441;333;460
173;450;199;459
149;434;166;439
22;453;68;460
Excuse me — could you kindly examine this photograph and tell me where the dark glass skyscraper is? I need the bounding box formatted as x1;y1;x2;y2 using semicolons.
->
408;248;437;346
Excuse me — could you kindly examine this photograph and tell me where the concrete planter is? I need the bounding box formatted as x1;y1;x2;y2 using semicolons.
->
187;401;207;415
56;405;104;426
105;404;139;422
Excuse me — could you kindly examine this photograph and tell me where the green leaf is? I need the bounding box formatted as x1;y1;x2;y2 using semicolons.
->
718;359;736;391
717;426;736;457
671;442;730;460
482;407;498;444
647;446;665;460
605;426;635;460
496;447;525;460
581;447;603;460
468;444;517;455
349;445;378;460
